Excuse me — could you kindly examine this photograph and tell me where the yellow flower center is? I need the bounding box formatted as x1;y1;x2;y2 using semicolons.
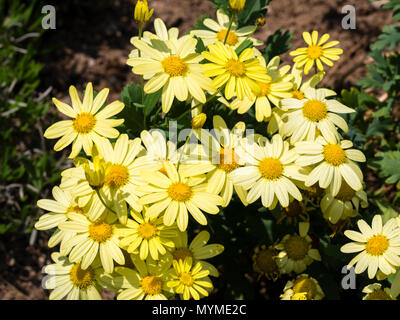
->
302;99;328;122
365;289;393;300
226;59;246;77
306;45;323;60
259;158;284;180
218;148;240;173
336;181;356;201
291;90;305;100
216;29;239;46
104;164;129;189
89;221;113;242
254;248;279;275
73;113;96;134
284;235;309;260
292;278;317;300
365;235;389;256
255;81;271;97
140;275;163;295
323;144;346;166
162;56;188;77
292;292;308;300
167;182;192;202
179;272;195;286
138;222;157;239
173;248;193;261
70;263;95;289
66;206;85;215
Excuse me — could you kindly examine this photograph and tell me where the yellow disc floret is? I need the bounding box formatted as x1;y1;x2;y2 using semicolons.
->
365;235;389;256
306;45;323;60
323;144;346;166
73;113;96;134
284;235;309;260
138;222;157;239
302;99;328;122
256;81;271;97
105;164;129;189
179;272;195;286
291;90;305;100
162;56;188;77
70;263;95;289
225;59;246;77
168;182;192;202
292;278;317;299
216;29;239;46
67;206;85;215
140;275;163;295
89;221;113;242
218;148;240;173
259;158;284;180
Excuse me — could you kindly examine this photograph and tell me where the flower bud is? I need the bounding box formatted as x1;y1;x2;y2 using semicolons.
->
191;113;207;129
134;0;154;24
256;17;266;27
229;0;246;13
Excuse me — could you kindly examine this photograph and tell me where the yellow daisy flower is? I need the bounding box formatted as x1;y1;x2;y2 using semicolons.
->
229;134;306;209
59;210;124;274
167;257;213;300
170;230;224;277
116;209;178;260
362;283;395;300
129;36;214;114
275;222;321;274
138;161;223;231
231;56;293;122
340;215;400;279
115;255;174;300
44;83;125;158
281;88;355;144
201;41;270;101
190;9;262;48
193;115;248;207
252;245;280;281
290;31;343;75
295;136;366;196
35;186;89;255
280;274;324;300
321;180;368;224
42;252;103;300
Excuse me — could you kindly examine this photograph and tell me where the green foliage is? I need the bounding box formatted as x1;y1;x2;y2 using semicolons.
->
371;24;400;51
262;29;293;63
374;151;400;184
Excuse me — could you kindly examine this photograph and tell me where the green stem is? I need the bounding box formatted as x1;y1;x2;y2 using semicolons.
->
176;90;221;121
138;23;147;129
223;14;235;45
176;131;193;171
95;189;118;216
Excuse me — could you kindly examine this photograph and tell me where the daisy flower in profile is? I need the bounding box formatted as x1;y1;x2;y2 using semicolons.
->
116;209;178;260
35;186;89;254
252;245;280;281
362;283;395;300
281;87;355;144
58;211;124;274
115;255;173;300
280;274;324;300
138;161;223;231
340;215;400;279
290;31;343;75
231;56;293;122
42;252;103;300
190;9;262;48
229;134;305;209
277;200;311;225
201;41;270;101
44;83;125;158
295;136;366;196
321;180;368;224
167;257;213;300
170;230;224;277
275;222;321;274
129;36;214;114
193;115;248;207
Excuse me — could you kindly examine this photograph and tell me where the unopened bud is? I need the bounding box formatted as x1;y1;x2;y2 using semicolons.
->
229;0;246;13
134;0;154;24
191;113;207;129
256;17;266;27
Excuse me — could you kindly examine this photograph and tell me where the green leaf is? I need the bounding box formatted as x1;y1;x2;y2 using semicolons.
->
121;83;142;107
371;24;400;51
374;151;400;184
262;29;293;63
374;199;399;223
235;39;253;56
144;89;162;116
366;118;394;138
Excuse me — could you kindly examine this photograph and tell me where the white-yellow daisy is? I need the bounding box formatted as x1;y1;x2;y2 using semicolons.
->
280;274;324;300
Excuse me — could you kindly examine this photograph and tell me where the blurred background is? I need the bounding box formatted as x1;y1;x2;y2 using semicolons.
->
0;0;393;299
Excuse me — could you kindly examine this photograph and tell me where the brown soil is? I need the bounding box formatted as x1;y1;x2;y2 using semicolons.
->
1;0;392;300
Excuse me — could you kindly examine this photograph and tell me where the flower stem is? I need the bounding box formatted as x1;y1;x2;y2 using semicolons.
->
95;189;118;216
223;14;235;45
138;23;147;129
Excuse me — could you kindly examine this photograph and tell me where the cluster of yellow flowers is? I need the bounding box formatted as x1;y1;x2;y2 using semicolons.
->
36;0;400;300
